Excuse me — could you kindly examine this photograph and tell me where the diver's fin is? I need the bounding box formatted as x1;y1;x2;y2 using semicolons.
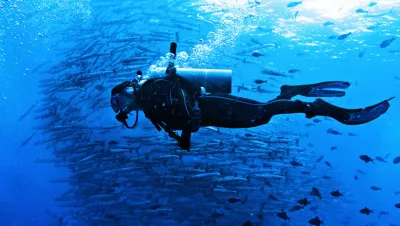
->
277;81;351;100
306;97;394;125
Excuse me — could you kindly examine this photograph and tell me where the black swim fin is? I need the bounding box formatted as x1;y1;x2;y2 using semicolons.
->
278;81;351;100
306;97;394;125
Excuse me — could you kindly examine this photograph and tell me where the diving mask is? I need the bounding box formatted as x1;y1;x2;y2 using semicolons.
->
110;86;136;113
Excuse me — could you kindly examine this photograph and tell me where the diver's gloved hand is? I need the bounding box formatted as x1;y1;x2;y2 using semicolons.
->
168;131;190;151
178;139;190;151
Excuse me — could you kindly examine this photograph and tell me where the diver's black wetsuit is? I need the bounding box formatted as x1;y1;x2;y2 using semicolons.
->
135;74;392;151
136;73;200;150
199;95;310;128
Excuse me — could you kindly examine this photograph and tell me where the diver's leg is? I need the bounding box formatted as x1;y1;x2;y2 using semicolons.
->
199;94;393;128
276;81;351;100
199;95;310;128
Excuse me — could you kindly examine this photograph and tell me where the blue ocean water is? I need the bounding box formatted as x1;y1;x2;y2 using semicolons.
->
0;0;399;225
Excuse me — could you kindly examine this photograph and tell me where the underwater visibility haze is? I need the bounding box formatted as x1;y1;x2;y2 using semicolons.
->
0;0;400;225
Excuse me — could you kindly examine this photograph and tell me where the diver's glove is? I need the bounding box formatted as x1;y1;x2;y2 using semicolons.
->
178;138;190;151
167;130;190;151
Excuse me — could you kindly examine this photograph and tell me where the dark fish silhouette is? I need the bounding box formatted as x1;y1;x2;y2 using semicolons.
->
316;156;324;163
298;198;310;206
330;146;338;151
313;119;322;123
309;216;324;226
375;156;387;163
294;10;299;20
330;190;343;198
395;203;400;208
380;37;396;48
20;131;37;147
19;103;37;121
211;212;224;218
359;207;373;215
358;51;365;58
327;128;342;135
252;51;264;57
276;210;290;220
228;197;242;203
369;2;377;7
108;140;119;145
323;21;334;27
337;32;352;40
324;161;333;168
322;175;332;180
370;186;382;191
360;155;374;163
309;206;318;211
290;160;303;167
288;69;300;73
348;132;357;136
393;156;400;164
366;25;376;30
148;204;162;210
287;1;302;8
260;68;287;77
311;187;322;200
355;8;368;13
354;175;358;180
269;194;279;201
254;79;268;84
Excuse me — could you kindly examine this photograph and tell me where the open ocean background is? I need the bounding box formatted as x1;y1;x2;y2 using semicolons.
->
0;0;399;225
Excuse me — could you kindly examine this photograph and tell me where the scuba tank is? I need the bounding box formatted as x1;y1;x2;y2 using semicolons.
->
146;41;232;94
148;67;232;94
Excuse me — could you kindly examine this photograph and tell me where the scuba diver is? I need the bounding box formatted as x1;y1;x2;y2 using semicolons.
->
110;42;394;151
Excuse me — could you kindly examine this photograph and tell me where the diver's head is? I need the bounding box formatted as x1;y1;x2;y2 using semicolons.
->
110;80;141;114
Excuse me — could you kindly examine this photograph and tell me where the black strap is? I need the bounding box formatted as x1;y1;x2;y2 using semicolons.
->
191;99;201;132
116;111;139;129
156;121;181;141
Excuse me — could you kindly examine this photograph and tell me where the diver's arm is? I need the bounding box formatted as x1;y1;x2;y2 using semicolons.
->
178;125;192;151
150;119;190;151
150;119;162;132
